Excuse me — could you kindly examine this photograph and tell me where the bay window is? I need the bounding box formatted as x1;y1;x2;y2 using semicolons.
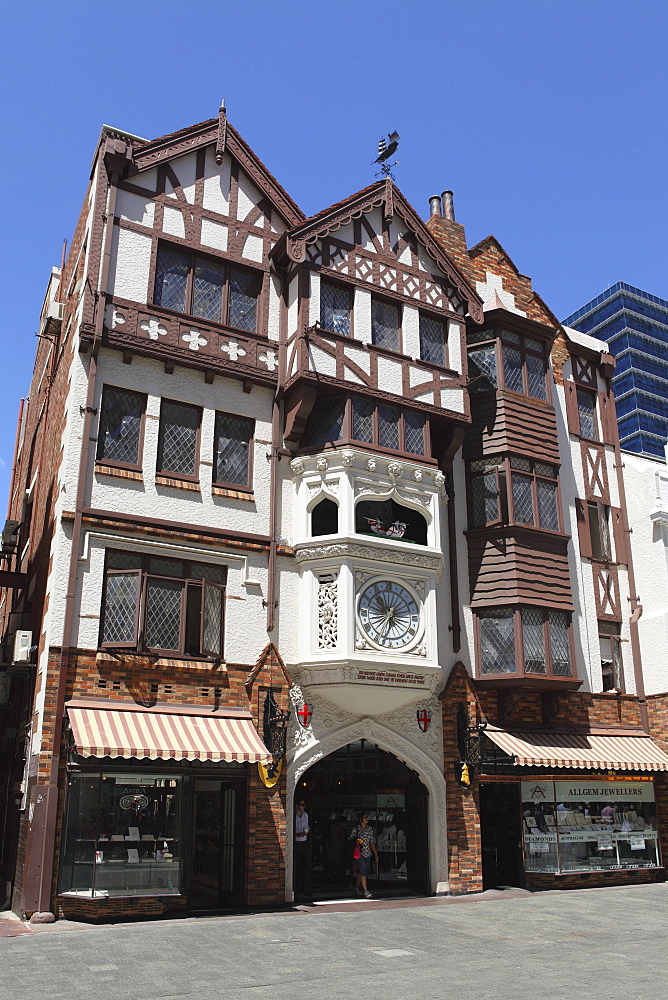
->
467;327;549;400
306;394;427;456
477;606;573;679
100;551;226;659
468;455;561;532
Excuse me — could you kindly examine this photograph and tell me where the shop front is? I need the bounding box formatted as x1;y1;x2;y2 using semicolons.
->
56;699;271;919
478;726;668;891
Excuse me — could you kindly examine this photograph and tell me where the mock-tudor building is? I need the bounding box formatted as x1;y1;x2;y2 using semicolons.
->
1;108;668;922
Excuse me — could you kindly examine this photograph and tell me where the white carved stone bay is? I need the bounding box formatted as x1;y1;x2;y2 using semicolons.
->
295;541;442;571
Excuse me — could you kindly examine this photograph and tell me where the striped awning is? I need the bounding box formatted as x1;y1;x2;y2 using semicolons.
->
66;701;271;763
485;728;668;772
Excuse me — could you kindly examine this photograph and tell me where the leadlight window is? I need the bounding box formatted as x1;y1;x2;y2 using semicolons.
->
372;299;400;352
588;501;611;561
467;329;548;399
577;388;598;439
468;345;497;393
477;607;573;678
320;282;351;336
468;456;560;532
97;386;146;468
157;400;201;479
306;396;427;456
419;313;447;367
154;245;261;333
100;551;225;658
213;412;253;487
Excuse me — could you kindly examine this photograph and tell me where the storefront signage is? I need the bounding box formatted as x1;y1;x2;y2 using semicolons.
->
554;781;654;802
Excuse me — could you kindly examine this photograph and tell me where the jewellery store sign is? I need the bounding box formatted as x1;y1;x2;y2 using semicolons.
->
522;780;655;803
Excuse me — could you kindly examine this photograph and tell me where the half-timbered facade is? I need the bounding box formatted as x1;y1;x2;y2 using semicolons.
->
2;108;668;922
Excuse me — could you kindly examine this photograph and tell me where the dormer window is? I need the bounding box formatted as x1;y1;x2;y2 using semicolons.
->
320;281;351;336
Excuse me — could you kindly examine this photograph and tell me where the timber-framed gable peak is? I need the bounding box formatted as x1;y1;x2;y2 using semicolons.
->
276;179;484;324
128;117;304;229
468;234;561;332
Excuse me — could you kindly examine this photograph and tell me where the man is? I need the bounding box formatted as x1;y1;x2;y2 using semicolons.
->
294;798;312;898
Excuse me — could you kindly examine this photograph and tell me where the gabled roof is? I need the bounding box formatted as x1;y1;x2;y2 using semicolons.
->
273;179;483;323
122;116;304;228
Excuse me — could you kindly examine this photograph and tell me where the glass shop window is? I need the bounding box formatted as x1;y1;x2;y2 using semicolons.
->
59;774;183;897
522;780;660;875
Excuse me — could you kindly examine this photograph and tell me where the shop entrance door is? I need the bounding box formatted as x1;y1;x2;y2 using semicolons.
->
189;778;244;910
480;782;523;889
296;740;430;899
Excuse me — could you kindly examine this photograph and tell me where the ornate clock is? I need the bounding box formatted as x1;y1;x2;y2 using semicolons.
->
357;579;421;650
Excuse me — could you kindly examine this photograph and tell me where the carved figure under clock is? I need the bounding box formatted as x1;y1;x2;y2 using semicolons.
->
357;579;423;651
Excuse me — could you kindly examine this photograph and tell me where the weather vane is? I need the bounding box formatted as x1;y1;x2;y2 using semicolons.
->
373;130;400;180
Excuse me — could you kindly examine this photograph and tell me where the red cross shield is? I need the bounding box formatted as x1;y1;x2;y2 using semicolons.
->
297;702;312;728
417;709;431;733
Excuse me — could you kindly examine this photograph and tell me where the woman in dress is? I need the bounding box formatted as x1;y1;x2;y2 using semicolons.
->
351;812;379;898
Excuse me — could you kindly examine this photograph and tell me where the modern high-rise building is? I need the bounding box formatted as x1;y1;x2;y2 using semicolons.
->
563;282;668;459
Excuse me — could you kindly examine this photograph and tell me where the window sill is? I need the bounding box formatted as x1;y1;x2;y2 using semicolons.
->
212;485;255;502
155;475;200;492
96;650;226;670
95;463;143;482
476;674;582;690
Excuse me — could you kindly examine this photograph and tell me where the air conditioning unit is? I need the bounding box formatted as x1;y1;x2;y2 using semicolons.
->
12;631;32;663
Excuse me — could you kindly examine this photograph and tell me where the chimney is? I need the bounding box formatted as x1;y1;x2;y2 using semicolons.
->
425;189;470;277
442;190;455;221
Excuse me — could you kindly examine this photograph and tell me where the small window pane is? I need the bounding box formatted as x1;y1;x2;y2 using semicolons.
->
537;479;559;531
102;573;139;644
202;583;224;657
214;412;253;485
378;404;400;450
372;299;400;352
512;474;534;526
471;473;498;527
308;397;345;447
468;346;497;393
144;579;182;651
510;456;531;471
503;346;524;393
352;398;374;442
479;609;516;674
577;389;597;439
522;608;546;674
527;353;547;400
524;336;543;353
192;259;224;322
228;266;259;332
97;387;145;466
148;557;183;578
321;282;350;336
107;551;142;571
467;328;494;345
535;461;556;477
154;247;188;313
501;330;520;345
158;401;200;477
404;411;426;455
190;563;224;584
549;612;572;676
419;314;446;366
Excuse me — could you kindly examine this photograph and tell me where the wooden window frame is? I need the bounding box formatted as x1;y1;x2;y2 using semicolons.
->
599;621;625;693
319;279;353;338
157;398;203;483
96;385;147;472
212;411;255;492
152;241;262;334
468;456;561;533
305;393;430;459
371;295;403;355
418;309;449;370
474;606;576;681
99;551;226;660
575;387;600;442
499;330;550;403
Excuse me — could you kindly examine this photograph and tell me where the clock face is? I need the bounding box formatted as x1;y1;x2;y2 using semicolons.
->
358;580;421;650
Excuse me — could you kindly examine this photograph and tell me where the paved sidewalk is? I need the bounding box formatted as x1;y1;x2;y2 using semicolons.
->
1;883;666;999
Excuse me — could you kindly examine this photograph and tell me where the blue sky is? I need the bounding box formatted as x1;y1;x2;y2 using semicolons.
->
1;0;667;501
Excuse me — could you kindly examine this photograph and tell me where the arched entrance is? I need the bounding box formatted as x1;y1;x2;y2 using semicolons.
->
295;740;429;900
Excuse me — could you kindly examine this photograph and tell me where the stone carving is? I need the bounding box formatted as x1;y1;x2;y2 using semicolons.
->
341;451;355;467
387;462;403;479
355;570;373;588
365;458;377;472
433;472;446;491
354;481;432;510
290;458;305;476
288;683;316;751
380;697;443;758
355;626;371;650
316;457;329;472
221;339;247;361
111;309;126;329
295;541;442;571
317;574;338;649
140;316;167;340
182;329;207;351
413;469;423;481
415;642;428;657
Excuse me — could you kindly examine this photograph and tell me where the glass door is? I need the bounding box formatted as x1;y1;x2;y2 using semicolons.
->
189;778;244;910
